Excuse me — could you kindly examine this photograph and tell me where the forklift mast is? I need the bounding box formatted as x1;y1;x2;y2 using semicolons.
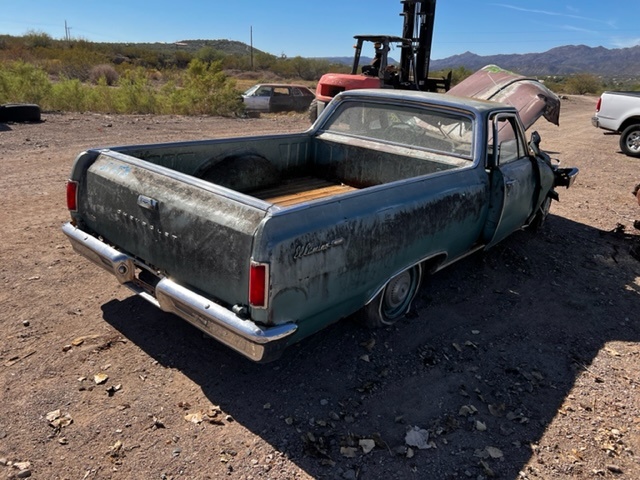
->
400;0;437;91
308;0;449;122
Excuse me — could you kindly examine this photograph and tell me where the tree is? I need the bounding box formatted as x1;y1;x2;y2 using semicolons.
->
564;73;602;95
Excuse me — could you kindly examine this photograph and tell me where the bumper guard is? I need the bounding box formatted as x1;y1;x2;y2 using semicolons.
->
62;223;297;362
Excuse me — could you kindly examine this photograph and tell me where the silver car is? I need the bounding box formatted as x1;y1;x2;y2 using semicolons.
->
242;84;315;113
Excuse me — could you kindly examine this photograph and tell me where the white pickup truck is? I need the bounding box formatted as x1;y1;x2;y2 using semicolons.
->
592;91;640;157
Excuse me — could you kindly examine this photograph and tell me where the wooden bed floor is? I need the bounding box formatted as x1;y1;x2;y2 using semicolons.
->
252;176;357;207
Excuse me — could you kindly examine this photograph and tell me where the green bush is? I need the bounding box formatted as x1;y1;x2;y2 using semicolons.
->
86;77;117;112
50;78;88;111
0;40;263;116
114;68;158;114
563;73;603;95
168;59;242;116
0;61;51;104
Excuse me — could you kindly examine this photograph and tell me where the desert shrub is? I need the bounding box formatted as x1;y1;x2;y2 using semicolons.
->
166;59;242;116
196;46;225;64
85;77;118;112
89;64;119;85
23;31;53;49
49;78;89;111
55;46;108;81
113;68;158;114
563;73;602;95
0;61;51;104
172;50;193;69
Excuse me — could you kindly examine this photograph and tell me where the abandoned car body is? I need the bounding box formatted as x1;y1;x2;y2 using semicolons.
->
63;88;577;362
242;84;315;113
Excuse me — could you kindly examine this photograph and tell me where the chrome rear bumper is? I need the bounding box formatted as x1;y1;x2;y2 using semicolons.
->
62;223;297;362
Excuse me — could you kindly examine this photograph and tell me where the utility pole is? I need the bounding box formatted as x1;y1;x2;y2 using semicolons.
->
64;20;72;41
250;26;254;70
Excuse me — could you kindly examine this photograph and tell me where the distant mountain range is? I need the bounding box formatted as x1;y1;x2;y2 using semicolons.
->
430;45;640;78
166;40;639;78
323;44;640;79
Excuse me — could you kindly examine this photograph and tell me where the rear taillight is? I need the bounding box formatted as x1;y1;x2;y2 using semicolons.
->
595;97;601;113
66;180;78;211
249;261;269;308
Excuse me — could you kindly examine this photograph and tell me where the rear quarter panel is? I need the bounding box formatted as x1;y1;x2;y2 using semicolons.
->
597;91;640;131
253;165;490;336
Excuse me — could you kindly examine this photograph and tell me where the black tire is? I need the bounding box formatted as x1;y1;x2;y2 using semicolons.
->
528;196;552;231
620;124;640;157
0;103;41;123
358;265;422;328
308;98;318;123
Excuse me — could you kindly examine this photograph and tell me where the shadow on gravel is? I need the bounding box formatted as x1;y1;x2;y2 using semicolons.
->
0;123;12;132
101;215;639;479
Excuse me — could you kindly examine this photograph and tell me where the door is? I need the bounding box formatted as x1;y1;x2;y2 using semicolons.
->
269;87;294;112
483;113;538;248
245;85;271;111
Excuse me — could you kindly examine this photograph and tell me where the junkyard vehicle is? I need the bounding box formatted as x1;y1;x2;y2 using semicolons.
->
592;91;640;157
63;84;577;363
242;84;315;113
309;0;451;122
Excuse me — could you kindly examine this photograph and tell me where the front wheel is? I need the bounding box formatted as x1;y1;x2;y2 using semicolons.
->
358;266;422;328
620;124;640;157
528;196;552;231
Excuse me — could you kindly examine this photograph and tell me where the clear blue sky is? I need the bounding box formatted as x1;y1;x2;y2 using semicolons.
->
1;1;637;60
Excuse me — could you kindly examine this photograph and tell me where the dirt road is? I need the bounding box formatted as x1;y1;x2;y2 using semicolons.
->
1;96;638;479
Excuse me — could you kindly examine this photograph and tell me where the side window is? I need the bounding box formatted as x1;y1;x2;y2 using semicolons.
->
489;114;528;165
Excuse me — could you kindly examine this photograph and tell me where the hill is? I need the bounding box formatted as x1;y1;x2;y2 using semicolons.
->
109;39;263;56
429;44;640;78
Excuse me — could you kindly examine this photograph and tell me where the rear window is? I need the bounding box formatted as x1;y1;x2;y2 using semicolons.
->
323;101;474;158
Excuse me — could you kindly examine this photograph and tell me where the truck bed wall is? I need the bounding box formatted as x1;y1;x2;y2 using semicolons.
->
113;132;466;200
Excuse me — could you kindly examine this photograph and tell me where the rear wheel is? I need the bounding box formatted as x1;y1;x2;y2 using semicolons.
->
620;124;640;157
308;99;319;123
358;265;422;328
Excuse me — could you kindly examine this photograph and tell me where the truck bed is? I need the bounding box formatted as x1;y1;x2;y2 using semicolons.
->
252;176;358;207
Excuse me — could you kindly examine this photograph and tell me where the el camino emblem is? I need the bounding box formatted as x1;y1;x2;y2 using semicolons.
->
293;238;345;260
137;195;158;211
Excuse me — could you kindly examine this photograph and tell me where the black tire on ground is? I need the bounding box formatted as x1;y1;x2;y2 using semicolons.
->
0;104;41;123
308;99;318;124
358;265;422;328
619;124;640;157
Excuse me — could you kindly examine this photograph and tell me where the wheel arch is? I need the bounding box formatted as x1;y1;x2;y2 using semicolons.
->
619;117;640;133
363;252;447;306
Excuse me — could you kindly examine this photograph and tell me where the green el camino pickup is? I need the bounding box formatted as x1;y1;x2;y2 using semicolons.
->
63;81;577;362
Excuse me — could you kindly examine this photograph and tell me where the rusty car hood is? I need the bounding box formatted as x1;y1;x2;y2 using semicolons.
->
447;65;560;129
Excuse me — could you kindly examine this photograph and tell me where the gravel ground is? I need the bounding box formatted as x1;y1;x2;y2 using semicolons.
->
0;95;639;479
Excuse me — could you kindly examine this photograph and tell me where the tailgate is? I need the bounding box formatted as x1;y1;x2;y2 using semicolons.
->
78;152;268;308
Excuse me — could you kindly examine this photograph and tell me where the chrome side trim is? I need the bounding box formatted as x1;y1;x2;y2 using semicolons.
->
62;223;297;362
